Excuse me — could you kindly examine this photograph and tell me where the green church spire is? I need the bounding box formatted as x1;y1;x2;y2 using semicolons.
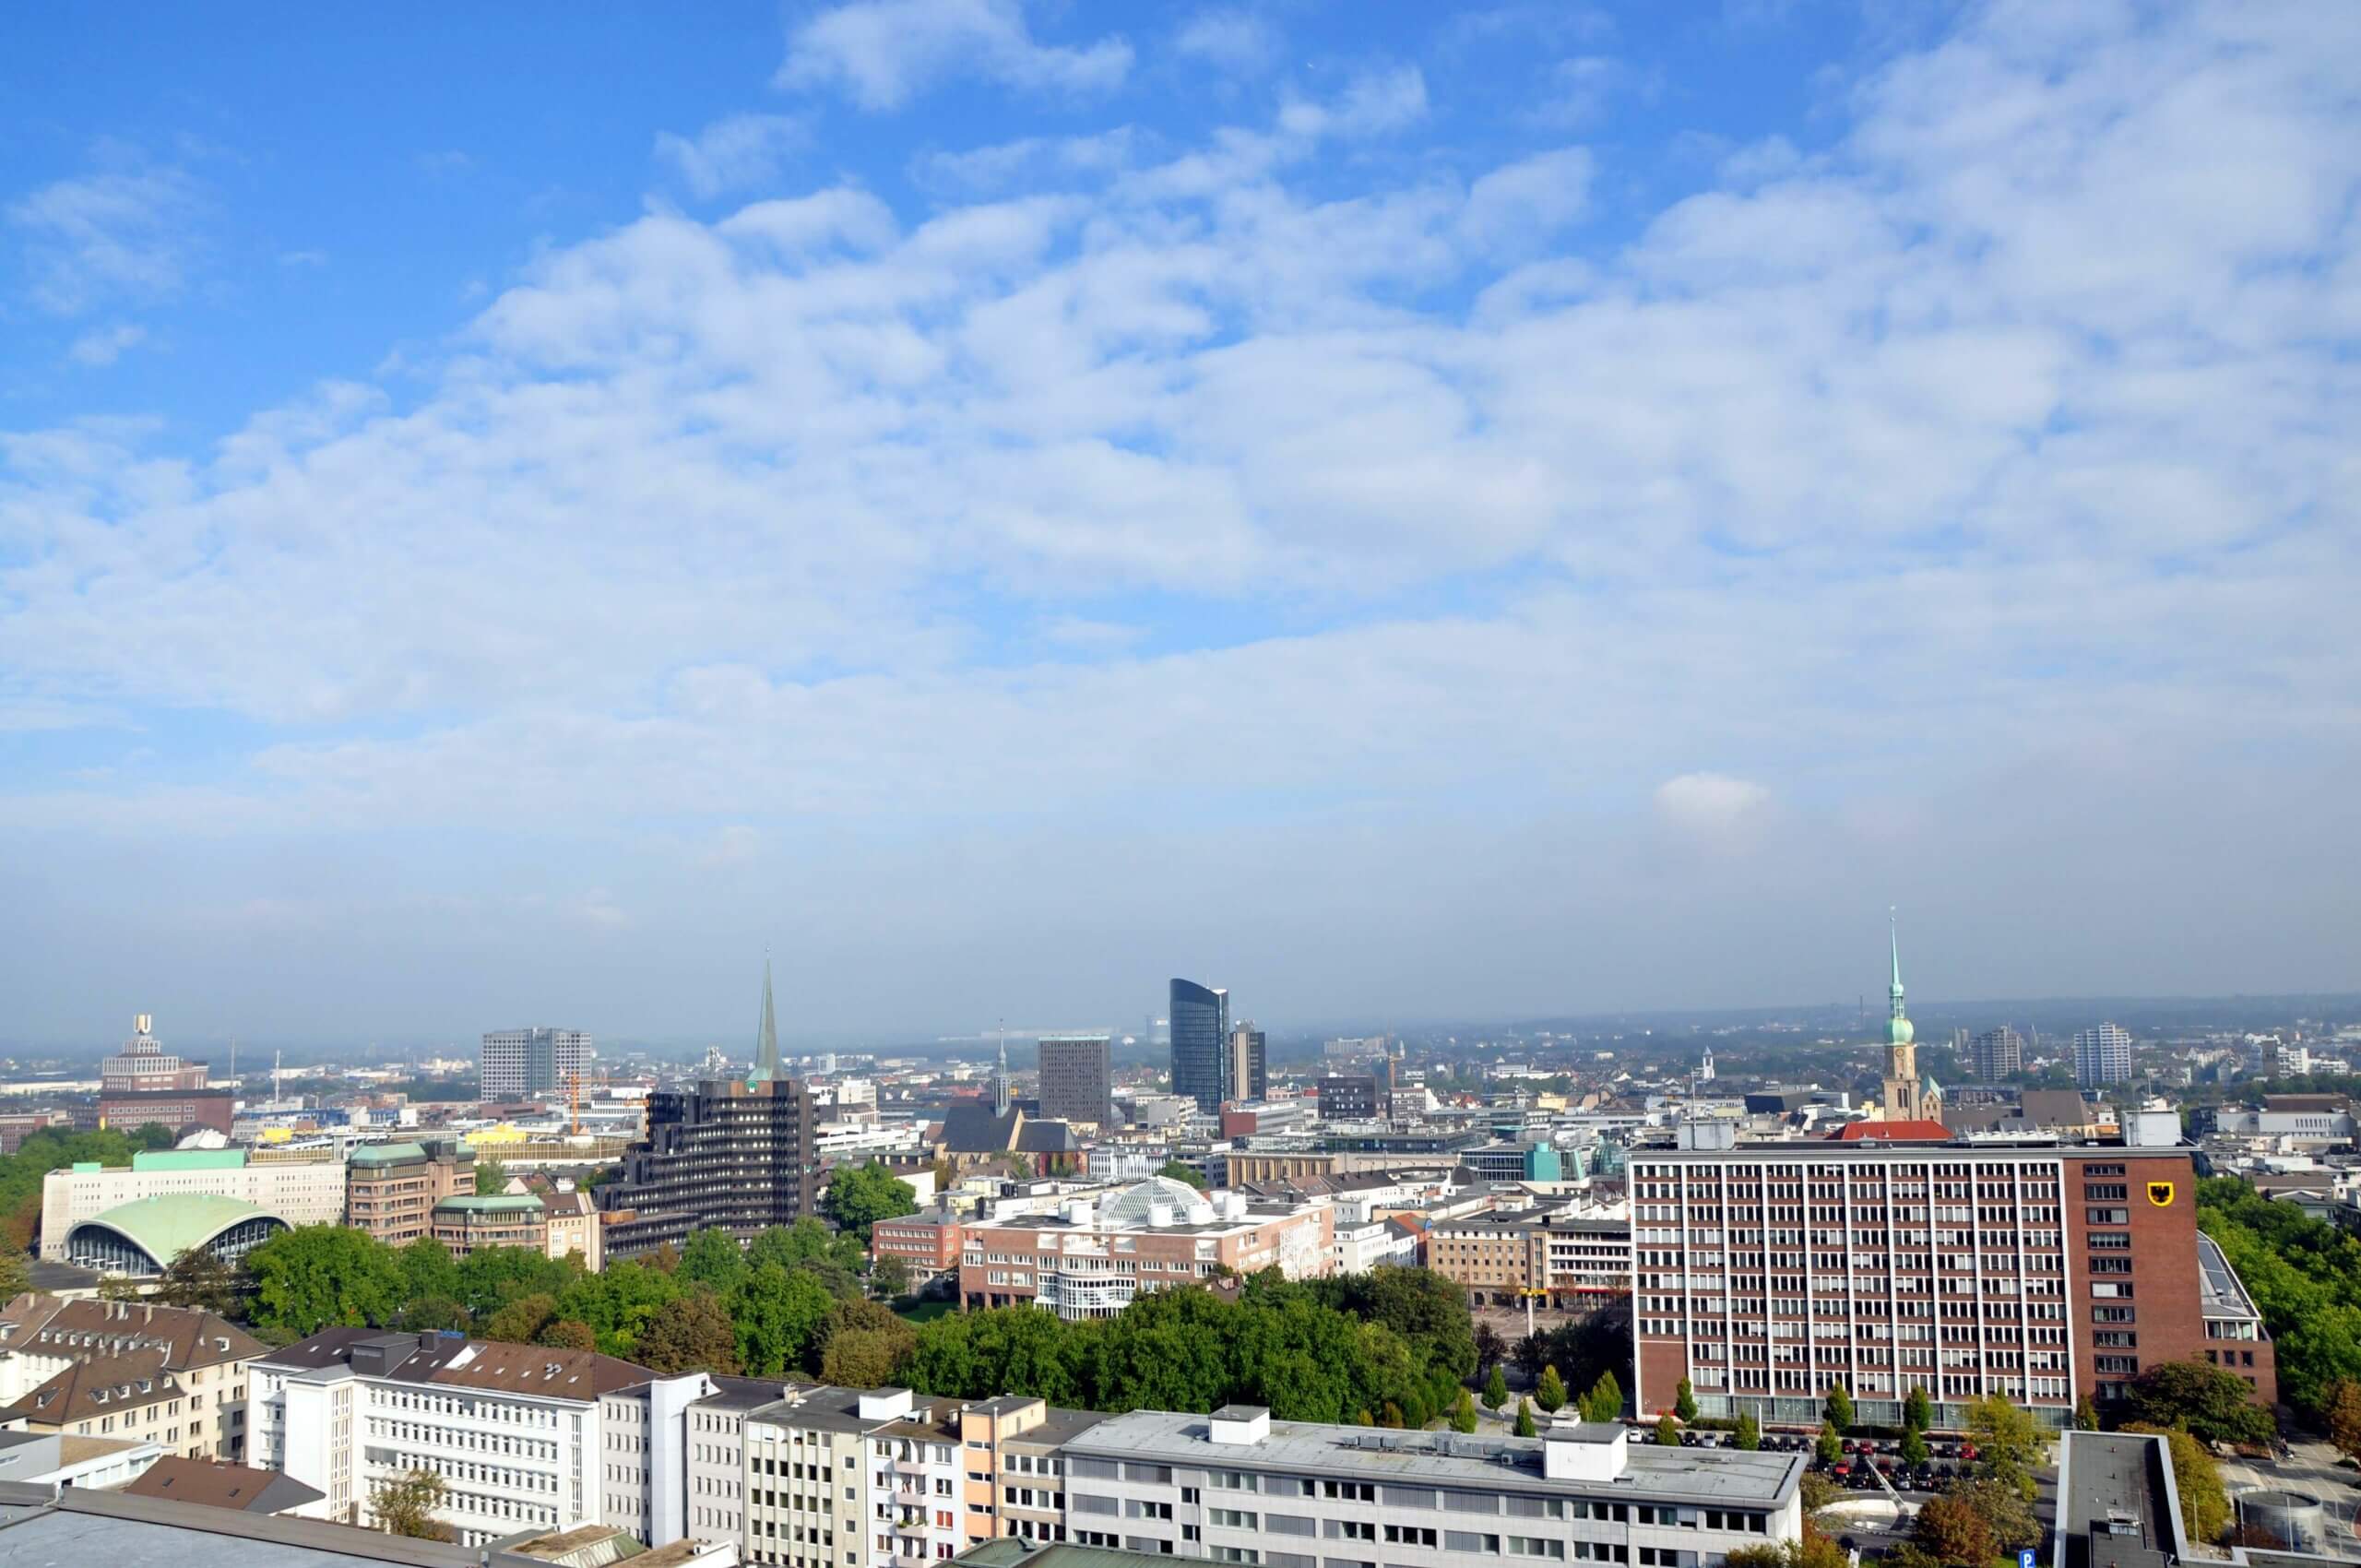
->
1886;909;1914;1047
752;957;780;1084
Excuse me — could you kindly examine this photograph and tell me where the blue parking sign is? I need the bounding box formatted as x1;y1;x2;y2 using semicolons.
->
2019;1551;2036;1568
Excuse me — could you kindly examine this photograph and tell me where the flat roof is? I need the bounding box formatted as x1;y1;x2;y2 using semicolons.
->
2058;1431;2175;1568
1065;1411;1797;1508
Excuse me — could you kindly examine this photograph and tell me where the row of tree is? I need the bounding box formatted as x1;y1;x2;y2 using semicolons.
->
0;1123;177;1257
2196;1174;2361;1418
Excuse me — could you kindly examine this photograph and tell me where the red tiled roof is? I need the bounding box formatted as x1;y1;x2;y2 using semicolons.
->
1833;1119;1952;1142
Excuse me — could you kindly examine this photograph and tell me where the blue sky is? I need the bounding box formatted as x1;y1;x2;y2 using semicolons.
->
2;1;2355;1049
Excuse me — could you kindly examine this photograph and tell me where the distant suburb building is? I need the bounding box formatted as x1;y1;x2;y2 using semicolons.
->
40;1148;347;1262
959;1177;1334;1318
2073;1024;2134;1087
597;1077;820;1261
1972;1026;2025;1082
481;1027;594;1101
345;1138;475;1245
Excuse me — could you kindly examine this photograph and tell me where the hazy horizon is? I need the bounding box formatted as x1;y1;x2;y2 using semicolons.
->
4;2;2355;1045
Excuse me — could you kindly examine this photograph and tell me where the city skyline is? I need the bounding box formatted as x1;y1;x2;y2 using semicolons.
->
3;2;2355;1042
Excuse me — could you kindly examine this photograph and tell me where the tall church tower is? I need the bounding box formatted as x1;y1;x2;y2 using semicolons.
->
1880;912;1929;1122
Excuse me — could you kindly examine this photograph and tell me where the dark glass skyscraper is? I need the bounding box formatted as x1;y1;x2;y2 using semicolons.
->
1169;978;1228;1113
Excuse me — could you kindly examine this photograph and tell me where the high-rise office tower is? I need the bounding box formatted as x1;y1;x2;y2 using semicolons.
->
1974;1025;2026;1082
1227;1021;1268;1103
481;1027;592;1100
1038;1032;1113;1126
2075;1023;2133;1087
1169;979;1228;1113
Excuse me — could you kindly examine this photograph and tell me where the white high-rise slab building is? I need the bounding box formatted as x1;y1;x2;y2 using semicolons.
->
481;1027;592;1099
2073;1023;2133;1087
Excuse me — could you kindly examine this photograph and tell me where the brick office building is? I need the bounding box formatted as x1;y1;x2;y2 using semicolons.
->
1629;1136;2272;1430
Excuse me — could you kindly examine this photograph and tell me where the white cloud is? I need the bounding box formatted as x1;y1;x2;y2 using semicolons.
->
8;160;202;315
65;323;148;366
778;0;1132;110
1174;9;1281;76
1654;773;1773;836
1457;147;1594;253
1277;65;1429;140
654;113;808;198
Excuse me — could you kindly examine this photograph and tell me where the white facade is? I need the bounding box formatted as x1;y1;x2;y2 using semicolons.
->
863;1390;965;1568
481;1027;594;1101
1332;1199;1418;1273
39;1154;348;1260
2073;1024;2133;1087
249;1336;644;1548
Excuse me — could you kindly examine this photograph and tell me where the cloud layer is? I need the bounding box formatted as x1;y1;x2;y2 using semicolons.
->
1;0;2356;1042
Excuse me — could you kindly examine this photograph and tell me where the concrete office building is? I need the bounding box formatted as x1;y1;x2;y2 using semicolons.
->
1428;1210;1632;1311
1227;1023;1268;1106
1317;1074;1382;1123
1972;1027;2025;1082
597;1078;820;1260
741;1384;967;1568
1169;980;1229;1115
1629;1138;2273;1429
40;1148;347;1261
1061;1406;1802;1568
248;1327;663;1544
2073;1024;2133;1087
345;1139;475;1245
1037;1034;1114;1129
481;1028;594;1101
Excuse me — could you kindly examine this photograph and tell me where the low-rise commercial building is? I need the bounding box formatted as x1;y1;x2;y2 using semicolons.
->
41;1148;346;1260
872;1210;966;1279
430;1194;552;1259
1062;1407;1801;1568
1429;1209;1632;1310
959;1178;1334;1319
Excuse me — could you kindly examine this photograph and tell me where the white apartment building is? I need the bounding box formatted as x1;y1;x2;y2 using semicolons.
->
39;1148;348;1260
481;1027;594;1101
1333;1198;1419;1273
2073;1024;2133;1087
247;1327;661;1546
742;1384;891;1568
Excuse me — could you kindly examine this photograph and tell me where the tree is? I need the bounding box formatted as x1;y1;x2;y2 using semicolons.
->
1453;1390;1479;1433
2327;1379;2361;1460
1656;1414;1680;1445
1735;1411;1761;1451
98;1272;142;1301
639;1293;742;1375
482;1292;556;1345
1799;1473;1842;1513
1904;1384;1933;1433
397;1238;462;1305
246;1226;407;1339
471;1157;508;1195
1823;1382;1854;1432
395;1295;469;1334
370;1468;451;1539
1514;1332;1548;1380
679;1229;749;1293
1513;1399;1537;1437
1582;1371;1623;1423
152;1247;240;1314
821;1161;919;1242
2075;1394;2104;1432
1965;1393;2045;1497
2122;1360;2277;1447
823;1324;911;1386
539;1319;599;1351
1483;1364;1510;1412
0;1250;30;1302
871;1253;912;1300
1676;1377;1700;1424
1535;1365;1567;1414
730;1265;836;1377
2123;1423;2230;1543
1946;1476;2040;1552
1473;1321;1507;1373
1815;1420;1842;1466
1901;1425;1929;1467
1157;1161;1208;1191
1913;1493;1996;1566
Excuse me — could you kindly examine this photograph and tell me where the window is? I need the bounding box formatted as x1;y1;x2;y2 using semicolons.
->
2085;1184;2129;1201
1211;1510;1258;1530
2086;1208;2130;1226
1446;1533;1501;1554
1383;1526;1437;1548
1509;1539;1568;1560
1323;1519;1375;1541
2090;1258;2133;1275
